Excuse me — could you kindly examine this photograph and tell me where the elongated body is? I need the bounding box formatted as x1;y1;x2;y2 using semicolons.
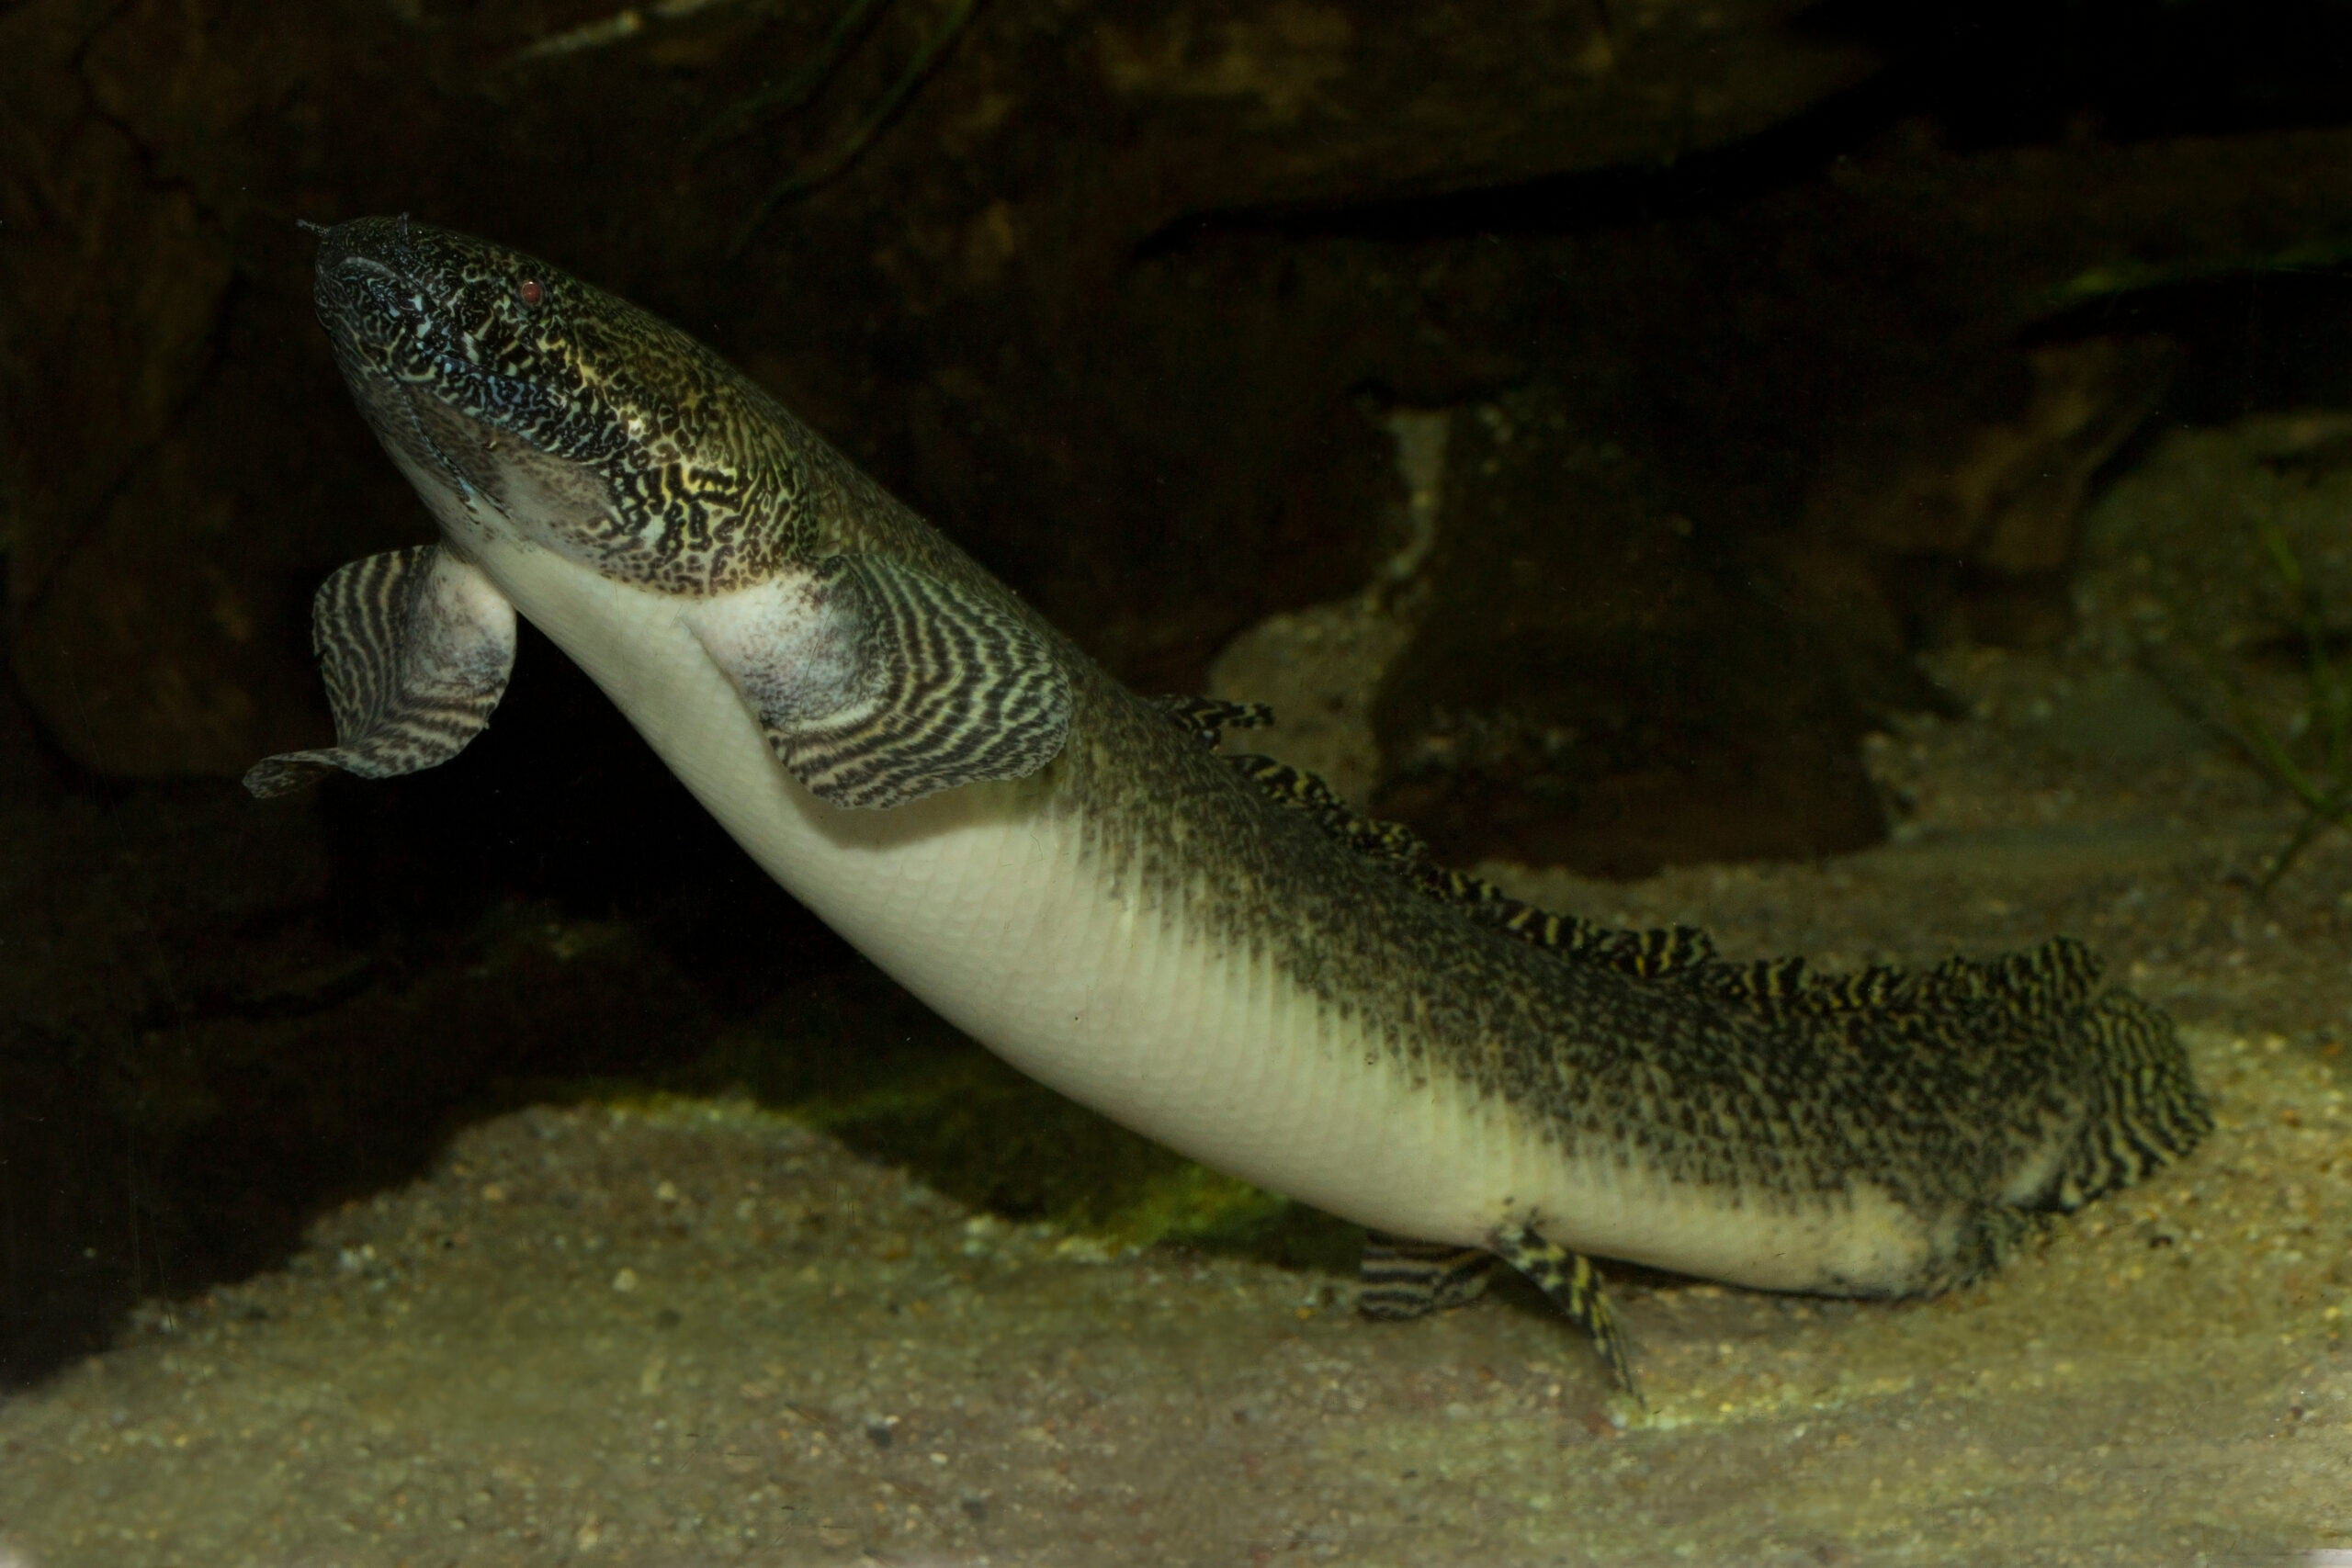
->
252;219;2211;1397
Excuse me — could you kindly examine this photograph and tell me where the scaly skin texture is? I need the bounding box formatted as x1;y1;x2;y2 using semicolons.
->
304;217;2210;1303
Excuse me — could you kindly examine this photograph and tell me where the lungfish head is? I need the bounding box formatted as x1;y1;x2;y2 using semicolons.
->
312;214;804;592
297;215;1073;809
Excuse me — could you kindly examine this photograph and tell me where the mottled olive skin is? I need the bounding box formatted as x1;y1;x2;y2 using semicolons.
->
319;216;817;593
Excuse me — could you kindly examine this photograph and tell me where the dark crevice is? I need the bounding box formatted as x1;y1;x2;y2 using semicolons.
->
1142;1;2352;253
1133;78;1897;254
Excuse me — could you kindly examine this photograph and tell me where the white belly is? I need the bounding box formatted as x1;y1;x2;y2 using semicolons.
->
460;535;1936;1294
464;536;1528;1242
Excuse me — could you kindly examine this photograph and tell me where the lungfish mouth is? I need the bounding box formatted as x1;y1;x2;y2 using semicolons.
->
325;336;509;525
311;220;507;513
392;383;500;513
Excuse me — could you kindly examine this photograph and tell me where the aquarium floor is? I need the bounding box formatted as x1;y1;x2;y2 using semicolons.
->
1;644;2347;1568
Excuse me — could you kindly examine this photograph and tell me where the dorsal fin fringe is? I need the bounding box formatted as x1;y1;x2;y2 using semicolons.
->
1155;694;1713;980
1151;695;2180;1057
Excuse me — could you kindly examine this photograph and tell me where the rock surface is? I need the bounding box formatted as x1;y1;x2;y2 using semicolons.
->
11;0;2352;870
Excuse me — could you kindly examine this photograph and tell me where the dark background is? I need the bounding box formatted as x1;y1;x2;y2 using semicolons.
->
6;0;2352;1385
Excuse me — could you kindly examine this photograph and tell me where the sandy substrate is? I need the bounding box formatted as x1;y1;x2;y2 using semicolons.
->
0;634;2346;1566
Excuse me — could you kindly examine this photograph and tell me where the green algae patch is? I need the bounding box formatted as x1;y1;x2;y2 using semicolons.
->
631;970;1353;1270
772;1055;1325;1261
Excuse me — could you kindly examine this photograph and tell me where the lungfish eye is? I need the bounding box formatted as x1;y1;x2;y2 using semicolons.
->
518;278;544;307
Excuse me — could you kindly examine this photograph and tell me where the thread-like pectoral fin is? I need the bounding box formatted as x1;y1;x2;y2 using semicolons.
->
1490;1224;1644;1405
690;554;1071;809
243;545;517;797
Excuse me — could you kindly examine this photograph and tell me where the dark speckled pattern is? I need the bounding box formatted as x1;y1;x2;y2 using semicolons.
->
314;219;2211;1299
316;216;811;594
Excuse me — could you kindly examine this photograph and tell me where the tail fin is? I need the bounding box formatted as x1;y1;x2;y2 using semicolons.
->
2050;988;2213;1210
